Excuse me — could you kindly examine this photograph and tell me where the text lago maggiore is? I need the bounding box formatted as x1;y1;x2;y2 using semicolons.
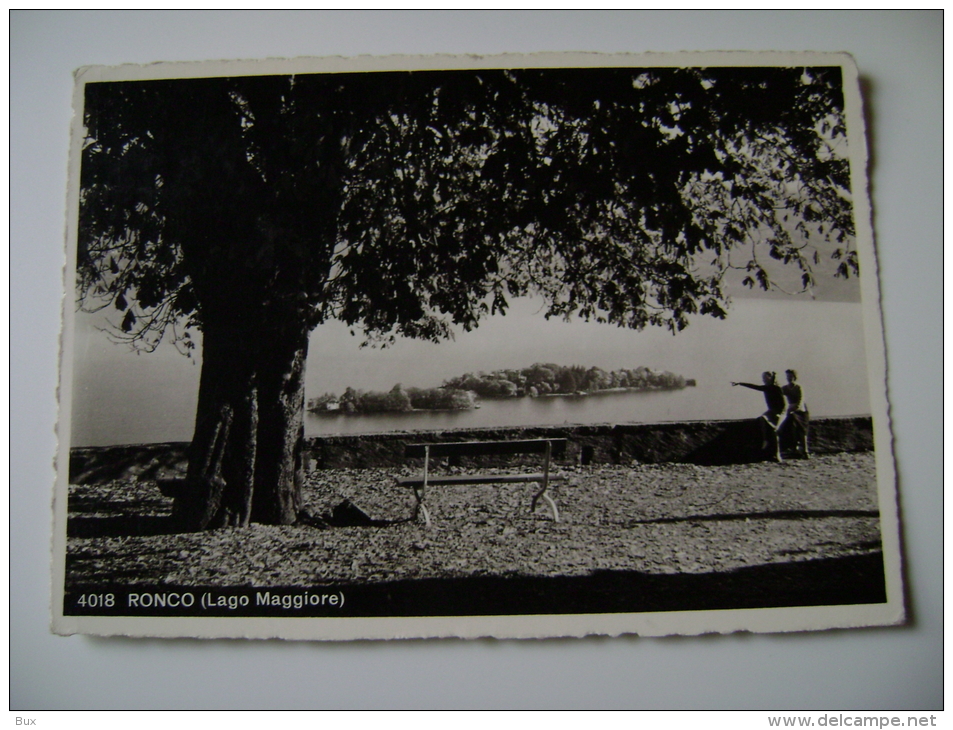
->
120;590;345;611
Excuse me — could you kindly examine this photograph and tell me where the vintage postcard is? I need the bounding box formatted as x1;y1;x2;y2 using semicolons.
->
52;51;903;640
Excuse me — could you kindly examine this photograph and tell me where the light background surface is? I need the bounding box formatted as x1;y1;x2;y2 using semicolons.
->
11;10;942;709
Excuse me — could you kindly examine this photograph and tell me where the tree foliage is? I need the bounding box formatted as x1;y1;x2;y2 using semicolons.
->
78;65;856;351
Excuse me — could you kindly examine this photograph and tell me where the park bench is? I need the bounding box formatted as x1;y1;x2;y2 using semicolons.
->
397;438;568;527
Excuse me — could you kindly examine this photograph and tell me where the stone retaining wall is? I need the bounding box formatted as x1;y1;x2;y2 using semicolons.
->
306;416;874;469
69;416;874;484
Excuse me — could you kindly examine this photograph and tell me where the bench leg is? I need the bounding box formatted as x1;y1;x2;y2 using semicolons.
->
530;483;560;522
413;444;432;528
412;486;432;528
530;440;559;522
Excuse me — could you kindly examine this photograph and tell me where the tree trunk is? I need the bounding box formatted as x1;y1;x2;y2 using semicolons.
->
173;317;309;530
251;324;309;525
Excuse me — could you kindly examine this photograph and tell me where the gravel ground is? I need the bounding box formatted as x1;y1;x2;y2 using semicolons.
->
65;451;882;591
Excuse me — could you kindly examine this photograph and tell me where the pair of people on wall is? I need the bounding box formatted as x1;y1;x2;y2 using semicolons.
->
732;370;810;461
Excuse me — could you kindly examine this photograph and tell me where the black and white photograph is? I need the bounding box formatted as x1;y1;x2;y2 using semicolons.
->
52;51;903;640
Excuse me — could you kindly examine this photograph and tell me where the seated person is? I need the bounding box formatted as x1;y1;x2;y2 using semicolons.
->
781;368;810;458
732;371;785;462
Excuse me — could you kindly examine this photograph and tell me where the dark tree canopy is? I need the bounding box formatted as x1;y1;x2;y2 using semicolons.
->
76;64;858;528
79;65;856;350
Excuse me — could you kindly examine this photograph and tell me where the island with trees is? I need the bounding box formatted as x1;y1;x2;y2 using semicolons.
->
307;363;695;415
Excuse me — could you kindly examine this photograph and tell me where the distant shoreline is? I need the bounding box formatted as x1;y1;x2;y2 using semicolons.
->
310;382;697;418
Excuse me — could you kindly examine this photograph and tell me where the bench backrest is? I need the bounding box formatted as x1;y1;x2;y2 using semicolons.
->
405;438;567;459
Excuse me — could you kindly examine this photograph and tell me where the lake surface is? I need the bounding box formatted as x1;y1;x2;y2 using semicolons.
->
304;385;832;437
69;297;874;447
305;388;698;436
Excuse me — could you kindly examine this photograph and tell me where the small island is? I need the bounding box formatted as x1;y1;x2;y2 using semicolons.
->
308;363;695;416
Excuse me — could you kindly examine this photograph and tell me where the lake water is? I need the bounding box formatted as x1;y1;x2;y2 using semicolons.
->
306;387;724;436
69;297;874;447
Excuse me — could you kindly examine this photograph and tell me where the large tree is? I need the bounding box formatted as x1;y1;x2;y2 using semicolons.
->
77;64;857;530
